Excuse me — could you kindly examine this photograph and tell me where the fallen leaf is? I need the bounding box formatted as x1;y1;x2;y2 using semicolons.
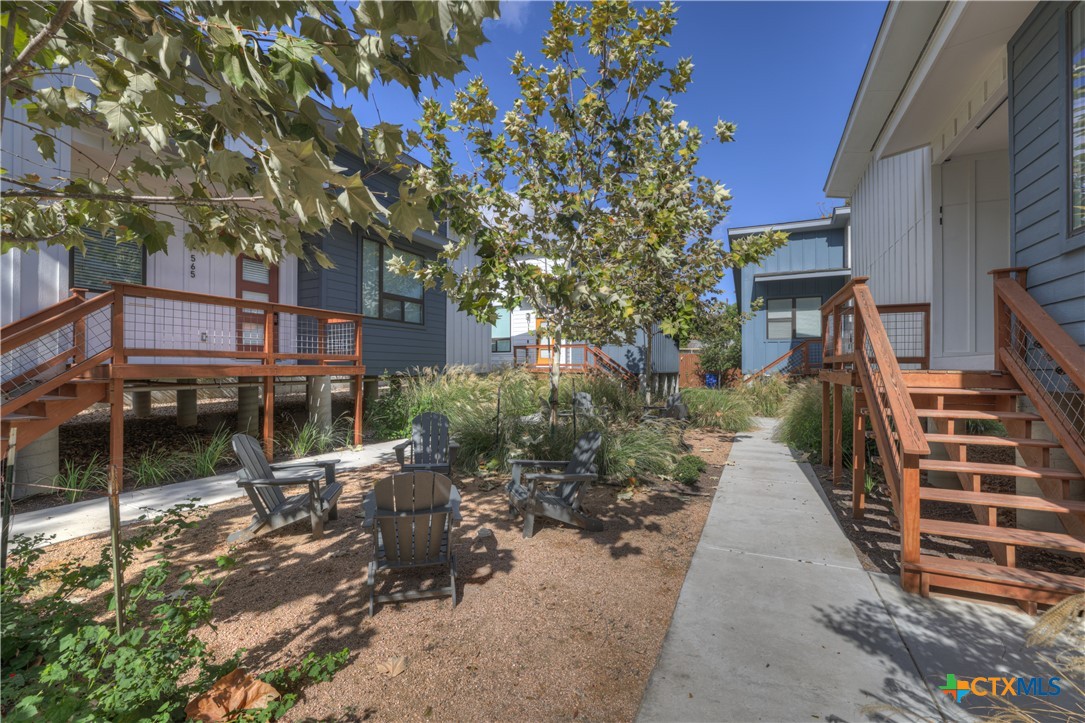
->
185;669;279;721
376;656;408;678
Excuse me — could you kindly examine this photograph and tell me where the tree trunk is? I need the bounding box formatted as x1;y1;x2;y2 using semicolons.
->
549;332;562;429
642;325;654;406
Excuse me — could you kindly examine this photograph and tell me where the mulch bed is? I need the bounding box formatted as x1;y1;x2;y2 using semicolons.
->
12;394;359;515
812;446;1085;579
22;429;734;721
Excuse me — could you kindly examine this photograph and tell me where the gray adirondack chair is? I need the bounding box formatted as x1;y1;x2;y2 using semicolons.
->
363;471;461;616
644;393;689;422
228;434;343;543
506;431;604;538
393;412;460;475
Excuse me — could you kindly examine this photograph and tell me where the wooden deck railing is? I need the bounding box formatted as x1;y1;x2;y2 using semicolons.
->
1;283;366;458
822;277;930;592
512;343;637;385
746;339;822;382
992;268;1085;472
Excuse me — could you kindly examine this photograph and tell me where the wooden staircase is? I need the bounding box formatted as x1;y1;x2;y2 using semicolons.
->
821;271;1084;611
1;291;113;461
903;373;1084;611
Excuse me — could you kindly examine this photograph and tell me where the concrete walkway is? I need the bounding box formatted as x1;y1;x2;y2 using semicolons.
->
638;418;1080;723
11;439;403;546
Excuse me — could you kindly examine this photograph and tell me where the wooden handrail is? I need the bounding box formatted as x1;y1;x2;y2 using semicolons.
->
111;283;365;324
821;276;869;314
0;288;88;337
852;285;930;456
747;339;818;381
994;278;1084;391
2;291;115;351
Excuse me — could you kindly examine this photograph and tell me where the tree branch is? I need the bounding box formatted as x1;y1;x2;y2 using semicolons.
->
3;186;265;206
1;1;77;89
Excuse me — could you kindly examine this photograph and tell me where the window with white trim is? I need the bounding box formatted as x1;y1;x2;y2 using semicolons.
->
491;309;512;352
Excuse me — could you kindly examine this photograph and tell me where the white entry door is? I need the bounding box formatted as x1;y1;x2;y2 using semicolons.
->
935;151;1010;369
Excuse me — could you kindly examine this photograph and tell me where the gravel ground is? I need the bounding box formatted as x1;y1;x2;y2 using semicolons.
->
26;429;733;721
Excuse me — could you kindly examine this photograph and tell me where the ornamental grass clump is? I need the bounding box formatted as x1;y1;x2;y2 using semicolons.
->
775;380;853;465
740;376;790;417
365;366;655;476
129;445;181;488
681;388;754;431
53;454;108;502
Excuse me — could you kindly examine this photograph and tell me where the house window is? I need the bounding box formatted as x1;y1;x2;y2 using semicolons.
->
71;228;145;292
491;309;512;352
1071;2;1085;232
766;296;821;340
361;239;424;324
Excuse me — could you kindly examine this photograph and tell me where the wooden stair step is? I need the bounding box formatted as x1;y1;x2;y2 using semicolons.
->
2;413;47;422
919;458;1083;481
925;433;1059;449
915;408;1043;422
908;555;1084;595
37;394;77;402
919;486;1085;514
919;519;1085;552
908;387;1023;396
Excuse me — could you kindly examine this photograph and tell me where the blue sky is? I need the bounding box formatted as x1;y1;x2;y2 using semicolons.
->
349;1;887;302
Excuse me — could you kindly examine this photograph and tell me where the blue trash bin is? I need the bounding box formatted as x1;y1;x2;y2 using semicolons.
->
704;373;719;389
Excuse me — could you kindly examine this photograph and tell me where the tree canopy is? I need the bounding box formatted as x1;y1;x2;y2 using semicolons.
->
1;1;498;263
413;0;785;409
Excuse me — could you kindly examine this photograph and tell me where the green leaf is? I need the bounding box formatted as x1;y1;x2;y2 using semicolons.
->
32;134;55;162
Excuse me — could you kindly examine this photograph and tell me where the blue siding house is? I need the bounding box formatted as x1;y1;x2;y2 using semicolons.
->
729;207;850;374
298;152;450;376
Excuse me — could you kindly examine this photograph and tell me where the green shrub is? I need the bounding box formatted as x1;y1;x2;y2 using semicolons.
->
53;454;108;502
740;376;790;417
277;414;353;458
682;388;754;431
364;367;681;480
186;425;234;478
775;381;853;465
674;454;707;485
600;424;682;481
130;445;180;488
0;506;347;721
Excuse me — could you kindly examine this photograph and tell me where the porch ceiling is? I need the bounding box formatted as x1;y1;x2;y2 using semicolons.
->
878;1;1036;159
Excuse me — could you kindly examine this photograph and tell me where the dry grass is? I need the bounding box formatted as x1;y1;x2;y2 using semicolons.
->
27;431;733;722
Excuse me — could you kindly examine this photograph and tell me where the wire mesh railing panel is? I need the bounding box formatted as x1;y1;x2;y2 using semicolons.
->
880;310;927;362
1005;313;1084;446
121;294;358;363
1;298;113;399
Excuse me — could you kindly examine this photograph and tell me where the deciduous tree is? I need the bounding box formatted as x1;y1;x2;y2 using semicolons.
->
1;1;497;261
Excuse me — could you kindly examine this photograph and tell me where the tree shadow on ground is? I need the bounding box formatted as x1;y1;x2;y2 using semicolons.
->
814;584;1083;722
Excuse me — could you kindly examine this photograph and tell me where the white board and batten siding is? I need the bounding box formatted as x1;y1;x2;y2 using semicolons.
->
1;101;74;325
848;147;935;307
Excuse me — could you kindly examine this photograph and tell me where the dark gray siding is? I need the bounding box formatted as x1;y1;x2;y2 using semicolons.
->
1009;2;1085;346
298;224;447;376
